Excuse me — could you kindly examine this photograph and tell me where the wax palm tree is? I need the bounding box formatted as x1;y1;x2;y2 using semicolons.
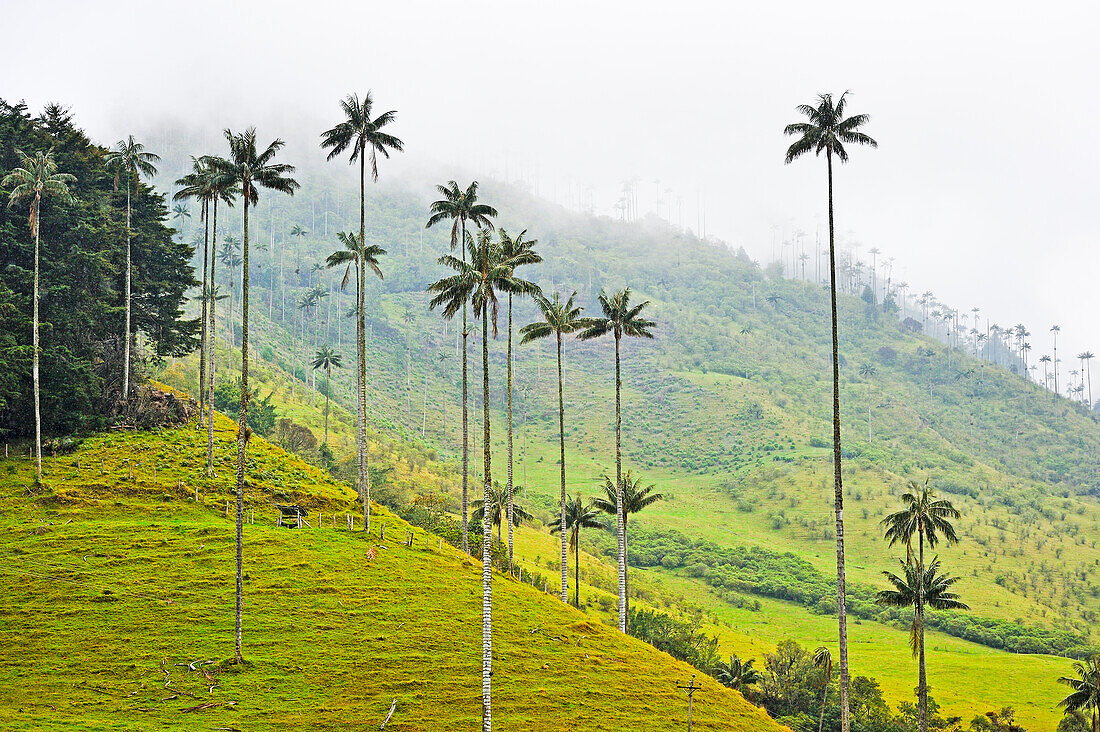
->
813;646;833;732
471;482;534;543
521;290;589;604
171;203;190;242
321;93;403;534
1059;656;1100;732
859;363;877;442
3;149;76;480
425;180;497;554
428;227;533;732
881;480;960;732
311;346;343;444
578;287;655;632
207;128;298;664
784;91;877;732
550;493;604;607
592;470;663;623
1079;352;1094;408
498;228;542;572
103;136;159;400
200;166;236;473
712;655;763;695
877;556;969;728
326;231;385;529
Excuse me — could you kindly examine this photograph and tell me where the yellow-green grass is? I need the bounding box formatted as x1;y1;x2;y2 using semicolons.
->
0;419;784;731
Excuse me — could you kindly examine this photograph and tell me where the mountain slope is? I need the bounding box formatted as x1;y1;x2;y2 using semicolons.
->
0;412;784;732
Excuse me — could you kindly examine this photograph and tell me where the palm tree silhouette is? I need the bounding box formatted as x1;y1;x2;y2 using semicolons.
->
428;228;535;731
472;482;533;543
812;646;833;732
321;92;403;545
784;91;877;731
208;128;298;663
425;180;497;554
578;288;655;632
3;149;76;479
498;229;542;572
327;231;385;530
311;346;343;445
712;655;763;696
521;291;590;604
881;480;961;732
877;556;969;732
104;136;159;400
550;493;604;607
591;471;663;624
1058;655;1100;732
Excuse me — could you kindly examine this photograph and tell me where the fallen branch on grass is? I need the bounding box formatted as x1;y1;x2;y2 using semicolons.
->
380;698;397;729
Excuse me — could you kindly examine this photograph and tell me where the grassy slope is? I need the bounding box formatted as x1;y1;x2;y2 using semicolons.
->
0;414;784;732
156;172;1100;729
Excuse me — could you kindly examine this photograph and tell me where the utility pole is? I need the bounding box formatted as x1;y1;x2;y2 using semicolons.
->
677;674;701;732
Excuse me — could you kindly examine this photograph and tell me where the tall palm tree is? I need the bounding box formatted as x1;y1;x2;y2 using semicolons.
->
550;493;604;607
877;556;969;725
813;646;833;732
3;149;76;480
311;346;343;444
1059;656;1100;732
881;481;961;732
321;93;403;537
497;228;542;572
859;363;877;442
174;159;212;422
103;136;160;400
471;481;533;543
1052;325;1061;396
578;287;655;632
712;655;763;695
784;91;877;732
428;227;533;732
1079;352;1094;408
425;181;497;554
326;231;385;529
521;291;589;604
592;470;662;623
208;128;298;664
171;203;191;242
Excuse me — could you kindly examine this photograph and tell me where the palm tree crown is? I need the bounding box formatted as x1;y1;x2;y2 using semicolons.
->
592;471;664;519
877;557;969;654
882;480;961;560
4;149;76;232
327;231;386;287
320;91;404;182
209;128;300;204
426;180;498;251
784;92;878;164
578;287;656;342
104;135;160;193
1058;656;1100;732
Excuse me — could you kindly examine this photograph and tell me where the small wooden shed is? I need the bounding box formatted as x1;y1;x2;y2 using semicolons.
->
275;504;307;528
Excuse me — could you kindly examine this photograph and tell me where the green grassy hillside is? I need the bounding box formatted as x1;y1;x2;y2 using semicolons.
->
150;163;1100;728
0;413;786;731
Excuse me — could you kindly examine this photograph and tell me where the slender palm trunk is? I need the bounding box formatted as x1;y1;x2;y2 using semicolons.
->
817;679;828;732
615;331;627;632
323;364;331;444
826;149;851;732
358;155;371;533
917;533;928;732
199;199;209;424
206;198;219;476
122;180;133;399
461;218;470;554
506;294;515;572
480;305;493;732
624;513;631;621
32;197;42;480
557;332;568;604
233;195;250;664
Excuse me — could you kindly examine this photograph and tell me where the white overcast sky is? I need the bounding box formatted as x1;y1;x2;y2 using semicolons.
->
5;0;1098;387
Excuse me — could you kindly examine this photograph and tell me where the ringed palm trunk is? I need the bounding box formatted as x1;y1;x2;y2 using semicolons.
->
480;305;493;732
557;331;568;604
575;533;580;607
233;194;250;664
826;148;852;732
357;155;371;533
199;199;209;425
506;294;515;572
917;533;928;732
460;218;470;554
323;364;331;444
123;177;132;400
32;196;42;480
615;329;627;632
206;197;219;476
